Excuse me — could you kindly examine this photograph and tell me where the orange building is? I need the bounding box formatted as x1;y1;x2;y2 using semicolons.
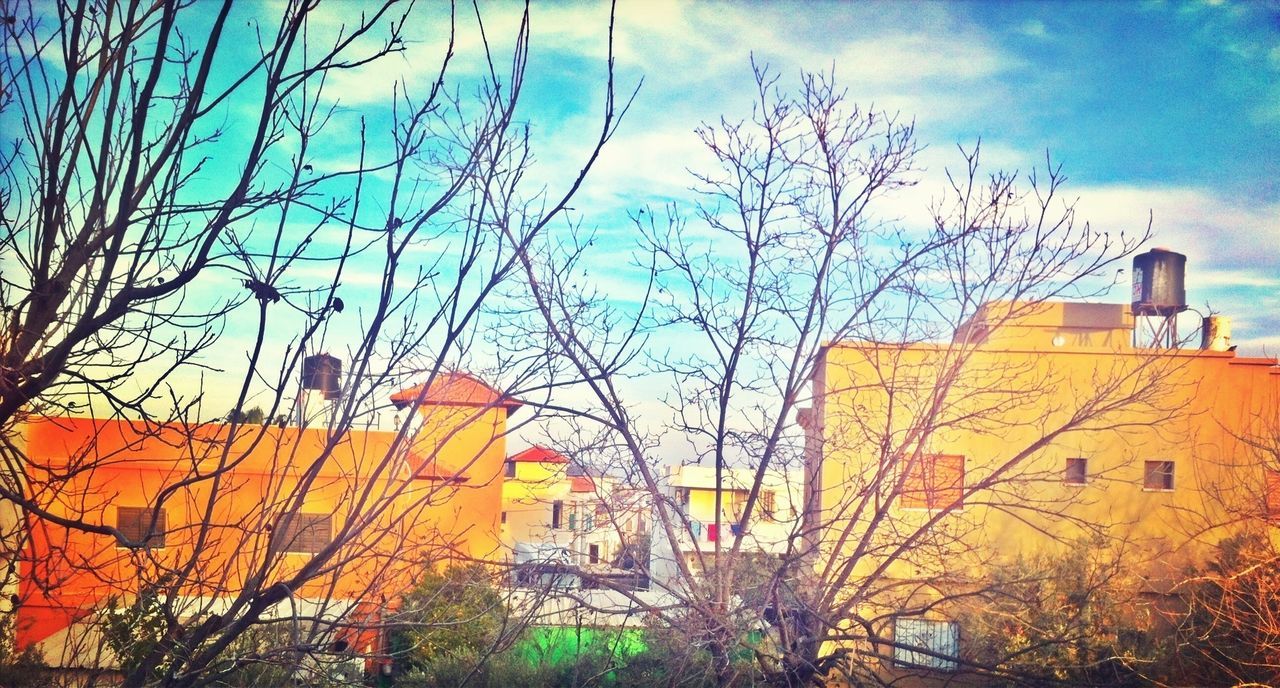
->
806;298;1280;675
14;372;519;670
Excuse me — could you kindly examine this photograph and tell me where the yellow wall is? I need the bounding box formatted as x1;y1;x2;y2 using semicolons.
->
813;301;1280;587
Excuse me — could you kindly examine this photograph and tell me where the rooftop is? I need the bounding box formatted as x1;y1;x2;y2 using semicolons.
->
390;371;522;412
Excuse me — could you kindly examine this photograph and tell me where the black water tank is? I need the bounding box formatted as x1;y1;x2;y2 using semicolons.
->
302;354;342;399
1131;248;1187;315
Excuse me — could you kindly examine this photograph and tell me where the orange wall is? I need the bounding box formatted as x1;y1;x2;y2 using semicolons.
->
17;404;510;649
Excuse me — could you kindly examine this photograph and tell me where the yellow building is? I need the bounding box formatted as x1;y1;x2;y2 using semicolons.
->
805;298;1280;676
500;447;647;580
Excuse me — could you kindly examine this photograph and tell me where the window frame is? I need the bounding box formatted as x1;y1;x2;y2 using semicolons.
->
277;512;332;554
900;454;966;511
893;618;960;671
116;506;167;549
760;490;777;520
1264;469;1280;522
1142;460;1175;492
1064;457;1088;486
588;543;600;564
551;500;564;529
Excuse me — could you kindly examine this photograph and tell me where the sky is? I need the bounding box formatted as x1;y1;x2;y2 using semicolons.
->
493;0;1279;352
19;0;1278;423
264;0;1278;354
509;0;1276;337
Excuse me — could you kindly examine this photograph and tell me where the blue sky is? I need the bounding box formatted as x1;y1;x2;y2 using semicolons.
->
43;0;1275;418
309;0;1274;351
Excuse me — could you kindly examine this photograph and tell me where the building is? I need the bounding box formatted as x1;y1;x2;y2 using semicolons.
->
649;464;805;583
804;289;1280;678
501;446;649;588
13;372;519;674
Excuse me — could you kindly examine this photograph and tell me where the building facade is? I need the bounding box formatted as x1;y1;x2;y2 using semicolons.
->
805;298;1280;678
14;372;518;674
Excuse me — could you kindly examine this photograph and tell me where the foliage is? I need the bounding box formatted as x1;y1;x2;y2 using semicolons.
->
388;564;510;678
398;625;758;688
104;593;182;684
0;617;50;688
104;594;359;687
1173;533;1280;686
225;407;266;425
958;540;1169;686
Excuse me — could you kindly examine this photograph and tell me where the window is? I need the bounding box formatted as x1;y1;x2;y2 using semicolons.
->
504;461;517;478
637;517;647;535
760;490;776;520
1265;469;1280;522
893;618;959;671
1064;458;1088;486
901;454;965;509
676;488;690;512
501;511;507;525
116;506;166;548
728;490;748;521
551;500;564;529
588;544;600;564
1143;460;1175;491
278;512;332;553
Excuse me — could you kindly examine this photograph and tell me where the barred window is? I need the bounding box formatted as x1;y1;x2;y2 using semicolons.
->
116;506;166;548
760;490;777;520
894;618;959;671
1265;469;1280;522
278;512;332;553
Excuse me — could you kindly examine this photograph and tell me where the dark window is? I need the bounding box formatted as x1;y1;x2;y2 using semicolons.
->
551;501;563;529
501;511;507;525
504;461;517;478
588;544;600;564
116;506;166;548
1143;461;1175;491
901;455;965;509
278;512;332;553
1065;458;1088;486
677;488;690;511
894;618;959;670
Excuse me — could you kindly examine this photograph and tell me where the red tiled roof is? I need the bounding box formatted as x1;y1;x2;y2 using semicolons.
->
508;446;569;464
570;476;595;492
390;372;522;412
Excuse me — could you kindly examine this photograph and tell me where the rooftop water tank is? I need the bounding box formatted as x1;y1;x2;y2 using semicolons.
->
302;354;342;400
1131;248;1187;316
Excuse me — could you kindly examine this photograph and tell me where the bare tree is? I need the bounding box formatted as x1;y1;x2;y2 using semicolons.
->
0;0;628;685
504;61;1176;686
